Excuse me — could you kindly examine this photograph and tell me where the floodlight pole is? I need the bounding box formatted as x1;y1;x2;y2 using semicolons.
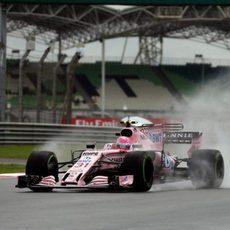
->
65;52;81;124
37;47;50;123
57;33;62;61
18;50;31;122
0;5;6;122
52;54;66;123
101;38;105;118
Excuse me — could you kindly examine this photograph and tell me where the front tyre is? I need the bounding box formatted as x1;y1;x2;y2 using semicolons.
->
120;151;154;192
189;149;224;189
26;151;59;192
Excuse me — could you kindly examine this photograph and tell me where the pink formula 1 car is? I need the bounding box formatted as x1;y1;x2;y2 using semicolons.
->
16;119;224;192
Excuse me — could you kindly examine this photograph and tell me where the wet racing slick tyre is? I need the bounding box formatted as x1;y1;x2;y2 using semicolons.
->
120;151;154;192
26;151;59;192
189;149;224;189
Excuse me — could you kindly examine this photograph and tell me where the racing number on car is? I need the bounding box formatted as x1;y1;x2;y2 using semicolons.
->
76;156;92;168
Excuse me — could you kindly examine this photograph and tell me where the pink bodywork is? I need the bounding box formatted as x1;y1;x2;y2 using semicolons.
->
60;148;134;187
39;123;201;188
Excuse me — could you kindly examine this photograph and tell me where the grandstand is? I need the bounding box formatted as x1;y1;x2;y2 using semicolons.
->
5;59;222;122
1;3;230;123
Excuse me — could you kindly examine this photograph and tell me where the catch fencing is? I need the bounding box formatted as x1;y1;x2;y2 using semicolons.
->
0;122;120;145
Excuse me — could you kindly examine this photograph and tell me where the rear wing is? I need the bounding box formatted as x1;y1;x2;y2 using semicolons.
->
142;123;184;131
161;123;184;132
123;121;202;148
142;123;202;144
164;132;202;144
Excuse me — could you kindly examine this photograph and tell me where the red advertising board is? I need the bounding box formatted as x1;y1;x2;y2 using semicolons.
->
62;117;120;127
74;117;120;127
62;116;171;127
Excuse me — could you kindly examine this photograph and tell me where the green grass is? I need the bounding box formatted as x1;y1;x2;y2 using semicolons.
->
0;164;25;173
0;144;85;174
0;143;103;173
0;144;86;160
0;145;39;159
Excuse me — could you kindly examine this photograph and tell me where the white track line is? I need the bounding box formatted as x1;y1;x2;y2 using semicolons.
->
0;173;24;179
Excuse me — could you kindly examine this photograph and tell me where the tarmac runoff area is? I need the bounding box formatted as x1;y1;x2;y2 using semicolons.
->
1;178;230;230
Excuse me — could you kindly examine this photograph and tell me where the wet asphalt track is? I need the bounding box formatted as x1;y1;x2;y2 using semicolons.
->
1;179;230;230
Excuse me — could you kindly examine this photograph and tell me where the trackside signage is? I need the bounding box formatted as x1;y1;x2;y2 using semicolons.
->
61;117;170;127
1;0;229;4
61;117;120;127
75;117;119;127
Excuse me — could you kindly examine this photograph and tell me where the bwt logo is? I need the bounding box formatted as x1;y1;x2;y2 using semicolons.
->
149;133;162;143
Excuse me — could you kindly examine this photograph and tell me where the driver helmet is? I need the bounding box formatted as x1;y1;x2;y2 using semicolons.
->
116;136;131;150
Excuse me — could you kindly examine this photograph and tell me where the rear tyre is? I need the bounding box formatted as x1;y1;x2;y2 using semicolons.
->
120;151;154;192
189;149;224;189
26;151;59;192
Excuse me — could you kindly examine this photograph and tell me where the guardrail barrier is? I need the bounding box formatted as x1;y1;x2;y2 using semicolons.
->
0;123;120;144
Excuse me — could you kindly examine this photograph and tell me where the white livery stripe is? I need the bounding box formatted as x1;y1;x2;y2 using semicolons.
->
38;176;56;186
0;173;24;179
87;176;108;186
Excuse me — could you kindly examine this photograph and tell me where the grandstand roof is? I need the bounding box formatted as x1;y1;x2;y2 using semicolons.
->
4;4;230;50
1;0;230;4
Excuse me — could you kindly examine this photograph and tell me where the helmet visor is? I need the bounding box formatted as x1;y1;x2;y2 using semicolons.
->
117;143;130;149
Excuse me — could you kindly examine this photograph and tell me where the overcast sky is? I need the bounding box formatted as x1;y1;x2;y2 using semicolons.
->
7;35;230;66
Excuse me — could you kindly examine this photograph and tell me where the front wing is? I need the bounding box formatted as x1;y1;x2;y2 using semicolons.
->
16;174;134;190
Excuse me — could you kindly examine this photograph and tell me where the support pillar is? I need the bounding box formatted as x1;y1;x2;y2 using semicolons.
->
65;52;81;124
37;47;50;123
0;5;6;122
101;38;105;118
138;36;163;65
18;50;31;122
52;54;66;123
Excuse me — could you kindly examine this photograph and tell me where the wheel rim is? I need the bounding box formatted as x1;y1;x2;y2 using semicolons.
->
47;154;58;174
